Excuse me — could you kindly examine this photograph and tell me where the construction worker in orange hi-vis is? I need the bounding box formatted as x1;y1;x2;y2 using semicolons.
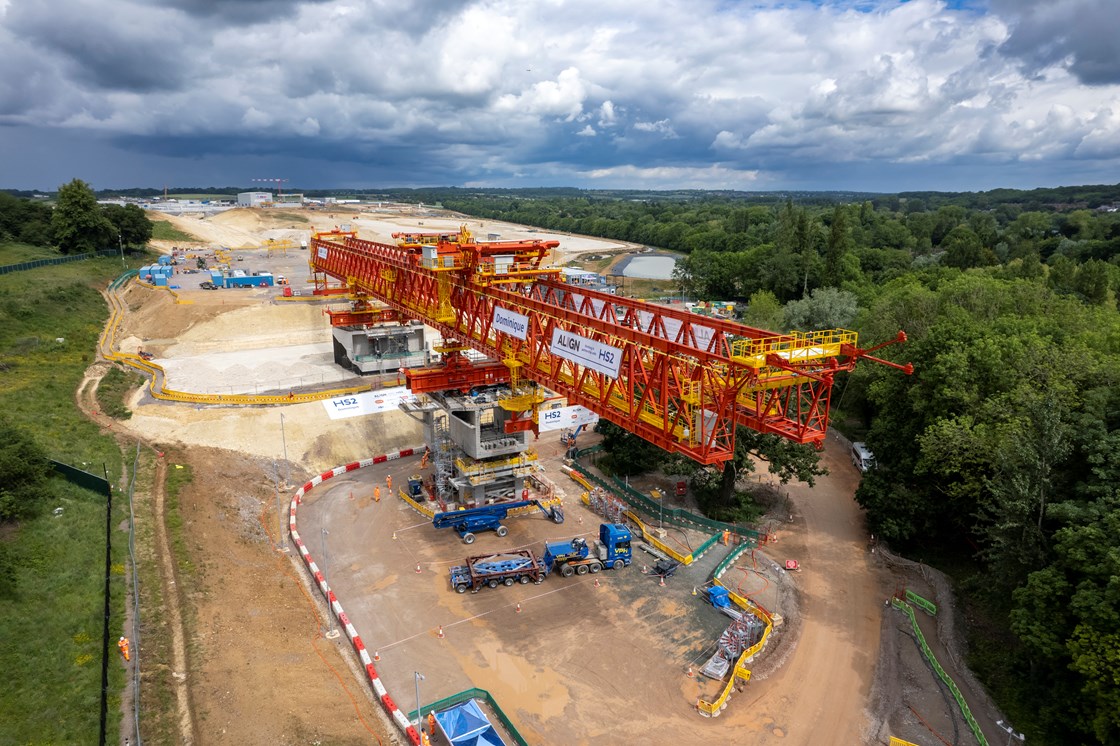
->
374;486;381;502
428;712;436;735
386;474;392;491
118;636;130;661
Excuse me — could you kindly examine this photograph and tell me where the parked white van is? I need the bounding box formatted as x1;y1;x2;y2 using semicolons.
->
851;442;875;472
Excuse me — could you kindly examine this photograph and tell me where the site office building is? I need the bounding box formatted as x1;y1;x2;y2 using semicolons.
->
237;192;272;208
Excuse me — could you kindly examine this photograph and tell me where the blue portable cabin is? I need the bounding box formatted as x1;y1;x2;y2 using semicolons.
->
157;255;172;266
224;272;274;288
153;275;169;287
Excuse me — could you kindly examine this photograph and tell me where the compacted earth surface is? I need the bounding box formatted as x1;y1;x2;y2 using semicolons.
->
89;205;1007;745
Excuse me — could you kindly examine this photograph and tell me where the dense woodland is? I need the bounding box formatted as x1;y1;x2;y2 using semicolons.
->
4;182;1120;743
0;180;151;256
425;186;1120;745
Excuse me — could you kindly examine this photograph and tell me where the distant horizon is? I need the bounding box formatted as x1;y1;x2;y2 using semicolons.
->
6;180;1120;199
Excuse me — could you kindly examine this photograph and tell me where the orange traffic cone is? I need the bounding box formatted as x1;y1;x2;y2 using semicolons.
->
415;563;422;574
659;575;665;587
515;603;521;613
594;577;600;588
437;625;444;639
373;650;380;661
687;666;694;678
392;531;397;540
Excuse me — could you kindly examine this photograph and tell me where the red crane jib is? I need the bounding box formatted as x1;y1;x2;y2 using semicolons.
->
309;233;906;465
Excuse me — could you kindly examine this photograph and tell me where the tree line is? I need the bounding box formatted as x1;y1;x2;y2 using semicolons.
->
1;179;152;256
446;187;1120;744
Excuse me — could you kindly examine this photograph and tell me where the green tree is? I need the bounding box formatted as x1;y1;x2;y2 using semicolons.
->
0;422;52;521
741;290;785;332
824;206;853;286
102;203;153;249
1074;259;1112;305
0;193;54;246
942;225;987;268
697;428;826;518
594;421;667;477
50;179;116;254
783;287;858;331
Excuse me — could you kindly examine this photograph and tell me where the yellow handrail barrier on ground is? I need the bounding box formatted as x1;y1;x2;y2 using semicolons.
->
398;487;436;519
696;576;774;717
135;278;194;305
625;511;693;565
101;277;371;406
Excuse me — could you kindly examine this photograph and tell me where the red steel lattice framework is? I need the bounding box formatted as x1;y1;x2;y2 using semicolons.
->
309;231;910;466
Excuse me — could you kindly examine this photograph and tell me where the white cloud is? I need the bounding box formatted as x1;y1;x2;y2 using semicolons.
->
1;0;1119;189
580;163;761;189
494;67;588;120
633;119;677;138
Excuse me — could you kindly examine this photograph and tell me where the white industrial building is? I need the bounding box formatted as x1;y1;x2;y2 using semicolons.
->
237;191;272;207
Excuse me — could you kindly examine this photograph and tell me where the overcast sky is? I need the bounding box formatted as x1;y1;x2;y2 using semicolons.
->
1;0;1117;193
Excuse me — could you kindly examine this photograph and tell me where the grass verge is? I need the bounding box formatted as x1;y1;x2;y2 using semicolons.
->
0;242;60;264
0;251;133;742
0;478;128;742
150;220;200;242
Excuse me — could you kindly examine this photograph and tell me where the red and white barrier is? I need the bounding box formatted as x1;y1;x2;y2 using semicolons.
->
288;447;424;745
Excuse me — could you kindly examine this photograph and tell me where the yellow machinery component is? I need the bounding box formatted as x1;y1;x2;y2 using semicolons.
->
730;329;856;368
497;357;545;412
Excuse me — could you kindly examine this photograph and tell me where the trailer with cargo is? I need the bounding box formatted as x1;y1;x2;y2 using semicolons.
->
449;550;544;593
447;523;633;593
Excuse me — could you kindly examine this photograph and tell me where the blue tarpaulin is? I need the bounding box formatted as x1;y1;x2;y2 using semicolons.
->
709;585;731;608
434;699;505;746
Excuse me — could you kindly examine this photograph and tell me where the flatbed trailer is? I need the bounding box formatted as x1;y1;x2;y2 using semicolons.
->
449;549;545;593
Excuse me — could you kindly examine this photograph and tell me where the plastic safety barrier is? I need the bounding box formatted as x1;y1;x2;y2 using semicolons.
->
905;588;938;616
98;274;373;406
891;597;988;746
289;449;428;745
696;548;774;718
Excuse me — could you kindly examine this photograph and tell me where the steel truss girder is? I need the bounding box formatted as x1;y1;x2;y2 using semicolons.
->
310;235;866;465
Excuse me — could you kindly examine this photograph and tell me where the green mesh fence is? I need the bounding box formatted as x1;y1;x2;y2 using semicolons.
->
570;460;762;542
711;540;754;581
110;270;139;289
408;687;529;746
905;589;938;616
892;598;987;746
0;249;120;275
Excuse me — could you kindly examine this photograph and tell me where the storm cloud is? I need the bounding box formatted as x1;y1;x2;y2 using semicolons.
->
1;0;1118;191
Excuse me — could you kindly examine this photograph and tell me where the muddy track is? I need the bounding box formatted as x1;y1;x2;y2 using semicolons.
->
78;315;197;745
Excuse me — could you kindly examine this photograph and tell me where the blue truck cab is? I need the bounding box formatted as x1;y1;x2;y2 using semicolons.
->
542;523;632;577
